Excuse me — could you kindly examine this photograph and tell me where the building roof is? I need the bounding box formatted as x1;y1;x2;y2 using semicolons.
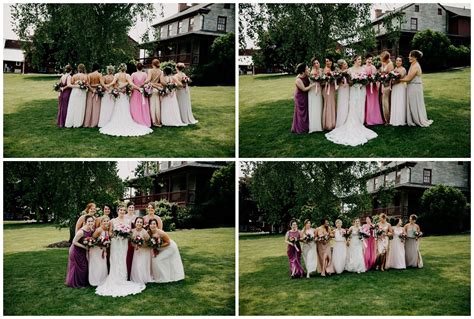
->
372;3;413;24
152;4;211;27
154;30;221;43
441;5;471;17
3;48;24;62
238;55;253;66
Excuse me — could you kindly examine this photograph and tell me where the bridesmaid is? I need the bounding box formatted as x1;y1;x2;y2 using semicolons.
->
64;63;88;128
322;56;337;131
308;58;323;133
362;216;376;270
291;63;315;134
145;59;163;127
143;202;164;229
389;56;407;126
149;219;185;283
84;63;104;128
160;66;187;126
386;218;406;270
335;59;350;127
332;219;347;274
175;62;198;125
300;219;317;278
130;62;152;127
130;217;153;284
98;65;116;127
375;213;392;271
284;220;305;278
315;218;334;276
65;215;95;287
75;202;96;233
404;214;424;268
379;51;394;124
57;64;73;127
95;205;111;229
364;54;384;125
125;202;136;280
345;218;366;273
399;50;433;127
89;216;111;286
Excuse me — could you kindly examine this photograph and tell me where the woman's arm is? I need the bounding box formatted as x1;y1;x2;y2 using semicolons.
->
400;65;419;82
72;229;87;249
75;215;84;233
92;227;102;239
284;231;292;246
295;78;315;92
144;69;152;84
157;217;163;230
158;230;171;248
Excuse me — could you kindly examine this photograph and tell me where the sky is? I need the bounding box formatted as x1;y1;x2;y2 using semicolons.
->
117;161;138;180
3;3;182;42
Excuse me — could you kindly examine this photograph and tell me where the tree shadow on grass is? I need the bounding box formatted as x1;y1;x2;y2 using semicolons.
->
4;248;235;315
3;222;56;230
22;75;60;82
251;74;293;81
239;253;470;315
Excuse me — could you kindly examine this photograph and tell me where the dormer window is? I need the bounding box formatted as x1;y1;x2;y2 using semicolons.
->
160;27;164;38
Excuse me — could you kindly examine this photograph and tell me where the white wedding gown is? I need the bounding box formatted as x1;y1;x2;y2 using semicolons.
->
325;68;377;146
332;229;347;274
99;75;153;137
96;219;146;297
345;227;366;273
301;228;317;275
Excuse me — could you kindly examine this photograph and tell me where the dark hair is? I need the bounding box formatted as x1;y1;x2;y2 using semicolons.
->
289;219;297;227
85;215;94;223
163;66;173;76
380;213;387;219
136;62;143;71
296;63;307;74
176;62;185;71
134;216;144;225
147;218;159;237
365;53;373;59
409;50;423;60
396;55;404;62
127;201;135;208
310;57;319;66
92;63;100;72
320;218;328;225
409;214;418;221
353;55;362;63
366;215;372;222
324;56;334;70
65;64;72;73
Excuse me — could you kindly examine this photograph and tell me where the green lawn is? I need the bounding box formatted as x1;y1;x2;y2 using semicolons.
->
239;68;471;157
4;223;235;315
3;74;235;157
239;233;470;315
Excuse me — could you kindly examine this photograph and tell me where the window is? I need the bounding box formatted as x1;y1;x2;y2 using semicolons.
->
16;61;21;66
188;17;194;31
167;24;173;36
178;20;183;34
159;27;164;38
217;16;227;32
395;170;401;184
458;162;464;165
410;18;418;31
414;5;419;12
423;169;432;184
374;178;379;190
224;3;231;9
438;8;442;15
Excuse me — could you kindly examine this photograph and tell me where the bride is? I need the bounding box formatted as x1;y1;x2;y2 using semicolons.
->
96;204;146;297
325;55;377;146
99;63;153;137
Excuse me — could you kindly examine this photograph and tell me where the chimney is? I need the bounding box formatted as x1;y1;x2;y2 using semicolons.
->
375;9;383;18
178;3;191;12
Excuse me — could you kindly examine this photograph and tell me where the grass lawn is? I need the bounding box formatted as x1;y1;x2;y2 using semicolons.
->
239;233;470;315
239;68;470;157
3;74;235;157
3;223;235;315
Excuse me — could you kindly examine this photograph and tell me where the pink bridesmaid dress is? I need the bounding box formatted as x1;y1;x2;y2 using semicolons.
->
362;223;377;270
130;72;152;127
364;65;384;125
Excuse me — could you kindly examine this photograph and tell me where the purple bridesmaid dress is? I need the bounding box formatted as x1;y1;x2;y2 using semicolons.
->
291;77;310;134
57;75;72;127
362;224;377;270
286;230;305;278
65;229;92;288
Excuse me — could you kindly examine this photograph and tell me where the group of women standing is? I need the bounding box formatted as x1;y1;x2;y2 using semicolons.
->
65;201;185;297
285;214;423;279
292;50;433;147
56;59;198;137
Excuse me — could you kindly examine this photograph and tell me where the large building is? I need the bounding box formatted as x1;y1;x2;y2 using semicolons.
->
365;161;470;220
372;3;470;57
4;39;26;73
124;161;227;213
141;3;235;67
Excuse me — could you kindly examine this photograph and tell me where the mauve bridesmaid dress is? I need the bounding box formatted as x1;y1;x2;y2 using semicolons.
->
57;74;72;127
65;229;92;288
286;230;305;278
291;76;310;134
364;65;384;125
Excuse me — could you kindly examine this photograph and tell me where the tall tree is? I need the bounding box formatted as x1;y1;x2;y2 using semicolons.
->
11;4;156;71
4;162;124;242
130;161;159;197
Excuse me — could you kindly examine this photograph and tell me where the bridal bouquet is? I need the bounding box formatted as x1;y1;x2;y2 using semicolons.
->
317;234;330;243
96;235;111;258
114;224;131;239
111;88;120;100
351;72;368;87
53;82;62;92
125;84;133;96
414;231;423;239
358;228;370;240
95;84;105;98
141;83;153;97
343;228;352;239
148;237;162;257
82;236;96;248
337;71;351;85
182;75;192;86
375;227;385;238
398;233;407;243
366;73;378;93
388;70;401;83
131;235;144;250
77;80;88;90
302;233;314;244
166;82;177;93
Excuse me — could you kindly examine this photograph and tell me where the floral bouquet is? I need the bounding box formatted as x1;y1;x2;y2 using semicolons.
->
53;82;62;92
77;80;87;90
302;233;314;244
358;229;370;240
157;87;167;96
111;88;120;100
148;237;162;257
131;235;144;250
114;224;131;239
375;227;385;238
398;233;408;243
166;82;177;93
375;72;389;86
338;71;351;85
343;228;352;239
366;73;378;93
414;231;423;239
125;84;133;96
95;84;105;98
182;75;192;86
96;235;111;258
317;234;330;243
351;72;368;87
142;83;153;97
82;236;96;248
388;70;401;82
